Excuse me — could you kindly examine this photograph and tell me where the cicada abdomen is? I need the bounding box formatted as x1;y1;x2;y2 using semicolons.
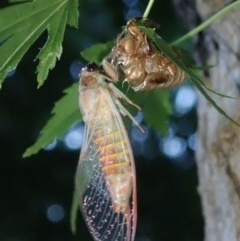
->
103;19;187;91
77;63;137;241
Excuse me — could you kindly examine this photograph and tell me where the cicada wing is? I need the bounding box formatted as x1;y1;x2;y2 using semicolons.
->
76;105;137;241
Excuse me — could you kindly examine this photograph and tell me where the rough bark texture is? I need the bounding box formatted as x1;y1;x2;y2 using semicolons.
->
173;0;240;240
196;1;240;240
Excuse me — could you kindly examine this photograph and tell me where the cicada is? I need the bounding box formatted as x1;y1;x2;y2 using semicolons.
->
77;62;140;241
102;18;187;91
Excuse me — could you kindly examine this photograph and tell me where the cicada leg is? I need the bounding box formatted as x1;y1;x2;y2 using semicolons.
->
108;83;140;110
102;58;119;83
108;83;144;133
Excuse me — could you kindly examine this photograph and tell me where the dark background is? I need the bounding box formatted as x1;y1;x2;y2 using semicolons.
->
0;0;203;240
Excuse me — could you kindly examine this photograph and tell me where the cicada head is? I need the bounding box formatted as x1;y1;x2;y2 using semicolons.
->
79;62;100;88
78;63;103;122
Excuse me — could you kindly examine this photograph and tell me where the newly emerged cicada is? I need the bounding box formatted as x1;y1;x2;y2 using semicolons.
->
103;19;187;91
77;62;141;241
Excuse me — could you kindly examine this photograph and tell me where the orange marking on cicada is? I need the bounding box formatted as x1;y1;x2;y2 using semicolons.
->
97;140;127;152
98;143;128;158
101;161;129;173
100;150;129;164
94;129;122;144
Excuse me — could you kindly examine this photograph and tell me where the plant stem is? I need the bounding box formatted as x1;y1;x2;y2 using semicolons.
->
172;0;240;46
143;0;155;19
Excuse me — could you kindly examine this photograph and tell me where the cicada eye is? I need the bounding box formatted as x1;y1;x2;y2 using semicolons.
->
86;62;99;72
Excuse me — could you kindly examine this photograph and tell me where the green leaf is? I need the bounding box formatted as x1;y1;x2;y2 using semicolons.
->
138;25;240;127
0;0;79;87
66;0;79;27
142;89;171;134
23;83;81;157
81;40;115;64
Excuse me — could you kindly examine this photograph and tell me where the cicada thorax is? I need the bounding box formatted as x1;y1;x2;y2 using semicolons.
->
105;19;187;91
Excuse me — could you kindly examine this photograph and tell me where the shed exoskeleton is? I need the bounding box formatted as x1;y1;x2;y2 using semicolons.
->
102;19;187;91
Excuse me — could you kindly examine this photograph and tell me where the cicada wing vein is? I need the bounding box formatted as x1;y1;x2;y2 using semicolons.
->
77;87;137;241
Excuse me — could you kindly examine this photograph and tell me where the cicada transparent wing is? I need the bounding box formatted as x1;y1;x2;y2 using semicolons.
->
77;64;137;241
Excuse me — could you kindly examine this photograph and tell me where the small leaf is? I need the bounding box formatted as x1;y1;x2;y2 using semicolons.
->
0;0;79;86
81;40;115;64
142;89;171;134
23;83;81;157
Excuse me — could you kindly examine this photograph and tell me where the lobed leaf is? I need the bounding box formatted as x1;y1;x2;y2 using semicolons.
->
23;83;81;157
0;0;79;87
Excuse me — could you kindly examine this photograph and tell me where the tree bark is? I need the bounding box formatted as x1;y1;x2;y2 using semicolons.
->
173;0;240;240
196;1;240;240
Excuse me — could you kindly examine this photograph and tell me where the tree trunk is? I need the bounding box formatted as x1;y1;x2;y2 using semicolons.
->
173;0;240;240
